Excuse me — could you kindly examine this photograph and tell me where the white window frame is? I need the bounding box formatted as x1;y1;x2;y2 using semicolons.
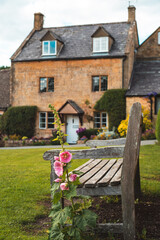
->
42;40;57;55
158;32;160;45
39;112;46;129
39;112;54;129
93;37;109;53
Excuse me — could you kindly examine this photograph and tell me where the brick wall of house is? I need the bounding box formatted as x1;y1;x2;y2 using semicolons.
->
11;58;123;136
136;27;160;59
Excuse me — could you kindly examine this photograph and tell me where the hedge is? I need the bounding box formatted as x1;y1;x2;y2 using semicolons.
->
94;89;126;131
0;106;37;138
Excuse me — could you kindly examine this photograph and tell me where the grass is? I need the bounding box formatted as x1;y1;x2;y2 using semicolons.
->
140;144;160;195
0;148;88;239
0;144;159;239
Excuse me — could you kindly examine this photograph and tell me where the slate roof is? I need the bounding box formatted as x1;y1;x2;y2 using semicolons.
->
58;100;84;114
13;22;131;62
126;61;160;96
0;69;10;110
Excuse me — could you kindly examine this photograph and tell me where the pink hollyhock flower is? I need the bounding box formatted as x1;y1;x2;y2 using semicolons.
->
69;174;77;182
54;161;63;177
54;178;62;183
60;183;69;191
54;156;60;161
60;151;72;163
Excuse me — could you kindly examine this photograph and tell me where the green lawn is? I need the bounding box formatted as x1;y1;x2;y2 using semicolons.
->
0;145;159;239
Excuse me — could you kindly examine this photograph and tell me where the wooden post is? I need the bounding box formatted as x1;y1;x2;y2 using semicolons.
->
121;102;142;240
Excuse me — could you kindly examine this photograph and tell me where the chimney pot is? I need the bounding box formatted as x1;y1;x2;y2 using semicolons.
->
34;13;44;30
128;5;136;22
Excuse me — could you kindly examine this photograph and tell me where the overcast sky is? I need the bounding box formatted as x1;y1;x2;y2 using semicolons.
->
0;0;160;66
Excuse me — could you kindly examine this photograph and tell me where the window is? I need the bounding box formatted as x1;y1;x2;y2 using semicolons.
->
94;112;107;128
92;76;108;92
39;112;54;129
40;77;54;92
155;96;160;114
93;37;109;52
158;32;160;45
42;40;56;55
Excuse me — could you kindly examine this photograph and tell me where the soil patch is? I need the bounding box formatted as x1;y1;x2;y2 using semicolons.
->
24;194;160;239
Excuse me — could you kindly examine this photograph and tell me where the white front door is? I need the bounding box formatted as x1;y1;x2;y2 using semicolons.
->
66;115;79;144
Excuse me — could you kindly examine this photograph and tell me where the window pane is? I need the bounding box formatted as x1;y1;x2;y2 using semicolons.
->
50;41;56;54
94;112;100;128
92;76;99;91
40;78;47;92
101;37;108;52
43;42;48;54
48;78;54;92
93;38;100;52
101;76;108;91
39;112;46;129
48;112;54;128
101;112;107;127
156;97;160;114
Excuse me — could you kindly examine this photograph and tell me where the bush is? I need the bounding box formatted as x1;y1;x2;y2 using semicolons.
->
76;128;99;140
141;129;156;140
0;106;37;138
94;89;126;131
118;105;153;138
156;109;160;142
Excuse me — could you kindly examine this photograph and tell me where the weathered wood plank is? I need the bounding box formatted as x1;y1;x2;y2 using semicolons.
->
73;159;95;172
77;184;122;196
43;146;124;161
84;159;109;188
121;102;142;240
98;159;123;187
96;223;123;234
110;165;122;186
78;159;103;187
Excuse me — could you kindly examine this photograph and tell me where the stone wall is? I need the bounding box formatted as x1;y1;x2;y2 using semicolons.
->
11;58;123;136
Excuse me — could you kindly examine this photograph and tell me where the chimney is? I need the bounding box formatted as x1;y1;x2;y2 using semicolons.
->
34;13;44;30
128;5;136;22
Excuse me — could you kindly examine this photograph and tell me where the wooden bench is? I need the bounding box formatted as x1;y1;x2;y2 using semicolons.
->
43;102;142;240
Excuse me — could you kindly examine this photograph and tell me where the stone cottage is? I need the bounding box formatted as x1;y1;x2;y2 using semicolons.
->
10;6;138;143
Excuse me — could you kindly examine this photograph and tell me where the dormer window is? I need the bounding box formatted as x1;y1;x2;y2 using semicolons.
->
42;40;57;55
93;37;109;53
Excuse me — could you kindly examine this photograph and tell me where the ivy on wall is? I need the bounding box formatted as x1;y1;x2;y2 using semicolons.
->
94;89;126;131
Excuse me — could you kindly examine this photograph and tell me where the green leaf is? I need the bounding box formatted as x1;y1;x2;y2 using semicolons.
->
63;184;77;200
49;205;72;226
49;224;65;240
64;142;69;145
74;209;97;231
68;227;81;240
52;191;62;204
72;170;84;175
51;182;60;193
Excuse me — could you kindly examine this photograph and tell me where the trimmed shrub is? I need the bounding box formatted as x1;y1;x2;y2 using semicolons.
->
94;89;126;131
76;128;99;140
0;106;37;138
156;109;160;142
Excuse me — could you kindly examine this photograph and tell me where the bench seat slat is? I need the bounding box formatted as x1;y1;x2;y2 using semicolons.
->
98;159;123;187
110;165;122;186
74;159;95;172
78;159;103;187
84;159;116;188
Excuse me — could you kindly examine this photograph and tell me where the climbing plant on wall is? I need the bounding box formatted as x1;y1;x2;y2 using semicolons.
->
94;89;126;131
